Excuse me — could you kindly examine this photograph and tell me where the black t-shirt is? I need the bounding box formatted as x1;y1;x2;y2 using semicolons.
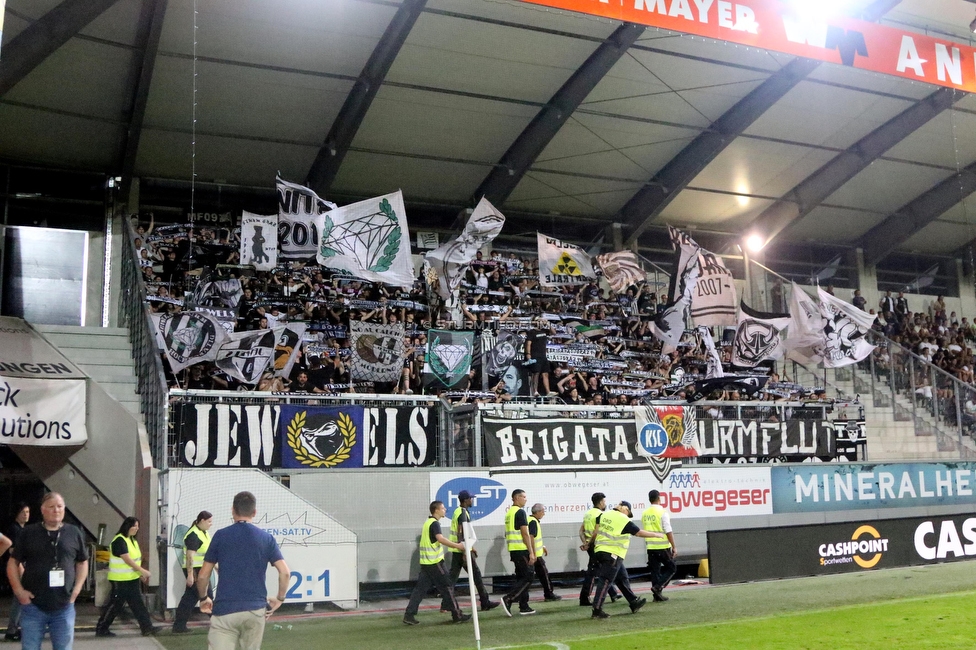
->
428;520;442;545
514;509;528;530
184;529;204;553
528;519;539;538
528;330;548;360
11;523;88;612
110;536;129;558
6;523;25;548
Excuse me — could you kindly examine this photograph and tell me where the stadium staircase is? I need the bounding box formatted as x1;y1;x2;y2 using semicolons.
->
33;325;144;421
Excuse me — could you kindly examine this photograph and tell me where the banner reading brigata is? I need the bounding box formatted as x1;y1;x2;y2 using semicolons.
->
520;0;976;94
171;402;437;468
432;466;772;524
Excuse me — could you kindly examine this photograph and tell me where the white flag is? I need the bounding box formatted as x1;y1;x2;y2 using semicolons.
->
697;326;725;378
277;176;337;260
350;321;405;383
240;211;278;271
271;323;308;379
690;250;737;326
537;233;596;286
784;283;825;365
817;288;876;368
214;329;276;384
595;250;645;294
732;302;791;367
315;191;414;288
425;197;505;300
151;312;227;373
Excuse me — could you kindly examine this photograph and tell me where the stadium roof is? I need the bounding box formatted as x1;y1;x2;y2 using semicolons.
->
3;0;976;261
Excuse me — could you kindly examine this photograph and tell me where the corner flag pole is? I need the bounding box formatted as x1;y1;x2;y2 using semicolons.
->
461;521;481;650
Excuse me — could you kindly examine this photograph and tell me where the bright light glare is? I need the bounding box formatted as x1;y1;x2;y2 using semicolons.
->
745;234;765;253
784;0;849;22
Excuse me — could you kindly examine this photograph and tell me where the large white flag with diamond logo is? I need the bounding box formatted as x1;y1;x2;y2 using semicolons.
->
423;330;474;390
314;191;414;288
537;233;596;286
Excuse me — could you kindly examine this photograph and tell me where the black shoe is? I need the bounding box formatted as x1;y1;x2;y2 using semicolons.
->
630;597;647;614
579;599;593;607
171;627;191;634
4;632;20;642
500;597;513;618
609;593;621;603
482;601;501;611
453;614;472;624
142;627;161;636
544;594;563;602
653;588;669;602
95;630;116;638
591;609;610;619
519;607;536;616
403;616;420;626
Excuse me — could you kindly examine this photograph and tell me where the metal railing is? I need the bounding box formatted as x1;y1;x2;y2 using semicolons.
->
119;217;170;467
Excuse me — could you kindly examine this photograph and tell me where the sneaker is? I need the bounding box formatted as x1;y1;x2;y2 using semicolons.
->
652;588;669;602
95;630;116;638
579;599;593;607
500;597;513;618
142;627;161;637
609;593;621;603
630;597;647;614
519;607;536;616
171;627;191;634
3;632;20;642
544;594;563;602
453;614;472;624
591;609;610;619
402;615;420;626
482;601;501;611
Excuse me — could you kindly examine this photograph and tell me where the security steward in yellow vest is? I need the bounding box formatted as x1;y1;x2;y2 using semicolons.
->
500;489;537;617
642;489;677;603
95;517;158;637
440;491;500;612
172;511;214;633
529;504;561;602
589;500;666;619
578;492;619;606
404;501;472;625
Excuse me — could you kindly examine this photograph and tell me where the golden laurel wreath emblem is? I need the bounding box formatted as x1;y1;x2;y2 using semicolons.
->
285;411;356;468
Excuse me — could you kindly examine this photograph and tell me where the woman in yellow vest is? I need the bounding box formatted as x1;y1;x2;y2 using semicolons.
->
172;510;213;633
95;517;159;637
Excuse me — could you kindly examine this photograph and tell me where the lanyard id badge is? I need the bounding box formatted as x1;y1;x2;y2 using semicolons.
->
48;527;64;587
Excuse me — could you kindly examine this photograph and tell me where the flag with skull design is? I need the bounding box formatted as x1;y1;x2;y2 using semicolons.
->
731;301;791;368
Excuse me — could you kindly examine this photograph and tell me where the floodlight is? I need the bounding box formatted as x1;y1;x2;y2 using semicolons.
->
745;234;765;253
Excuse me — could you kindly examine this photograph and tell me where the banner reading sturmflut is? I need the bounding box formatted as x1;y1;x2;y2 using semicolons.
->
240;211;278;271
350;321;404;383
0;377;87;445
315;191;414;288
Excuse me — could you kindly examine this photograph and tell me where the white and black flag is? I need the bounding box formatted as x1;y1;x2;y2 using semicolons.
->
595;250;644;294
818;288;876;368
214;329;276;384
425;197;506;303
240;211;278;271
350;321;405;383
277;176;337;260
731;302;791;368
691;250;737;326
271;323;308;378
152;312;228;373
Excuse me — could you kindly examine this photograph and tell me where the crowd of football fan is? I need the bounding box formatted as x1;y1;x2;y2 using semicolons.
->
132;215;939;406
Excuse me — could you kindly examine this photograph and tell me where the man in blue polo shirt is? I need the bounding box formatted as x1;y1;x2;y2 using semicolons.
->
196;491;290;650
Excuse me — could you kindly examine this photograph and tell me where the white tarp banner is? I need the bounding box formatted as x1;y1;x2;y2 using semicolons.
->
277;176;337;260
0;316;83;379
164;469;358;607
0;376;87;445
537;233;597;286
239;212;278;271
425;197;506;301
315;191;414;288
818;288;877;368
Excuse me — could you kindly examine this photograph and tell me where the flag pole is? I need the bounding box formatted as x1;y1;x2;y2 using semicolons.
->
461;521;481;650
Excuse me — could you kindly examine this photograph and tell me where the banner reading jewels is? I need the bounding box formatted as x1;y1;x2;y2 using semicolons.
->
483;415;837;467
171;402;438;468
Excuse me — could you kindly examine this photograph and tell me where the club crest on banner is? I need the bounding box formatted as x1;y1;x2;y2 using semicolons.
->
320;198;401;272
635;405;699;481
430;336;472;382
285;410;357;468
350;321;404;383
153;312;225;372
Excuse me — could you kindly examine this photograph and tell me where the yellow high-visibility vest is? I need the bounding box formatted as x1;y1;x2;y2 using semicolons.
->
641;504;672;550
594;510;631;560
505;506;527;551
582;507;602;545
183;525;211;568
529;516;544;556
108;534;141;581
419;517;444;565
449;507;464;554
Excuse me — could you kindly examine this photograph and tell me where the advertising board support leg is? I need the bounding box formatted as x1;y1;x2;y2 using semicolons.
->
473;407;482;468
461;522;480;650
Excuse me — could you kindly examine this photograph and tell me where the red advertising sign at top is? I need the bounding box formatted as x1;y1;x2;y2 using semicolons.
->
520;0;976;93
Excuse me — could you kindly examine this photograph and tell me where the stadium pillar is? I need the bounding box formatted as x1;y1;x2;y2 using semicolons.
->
854;248;879;313
610;223;623;252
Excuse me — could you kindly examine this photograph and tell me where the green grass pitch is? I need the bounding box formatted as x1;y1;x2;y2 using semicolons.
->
157;561;976;650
